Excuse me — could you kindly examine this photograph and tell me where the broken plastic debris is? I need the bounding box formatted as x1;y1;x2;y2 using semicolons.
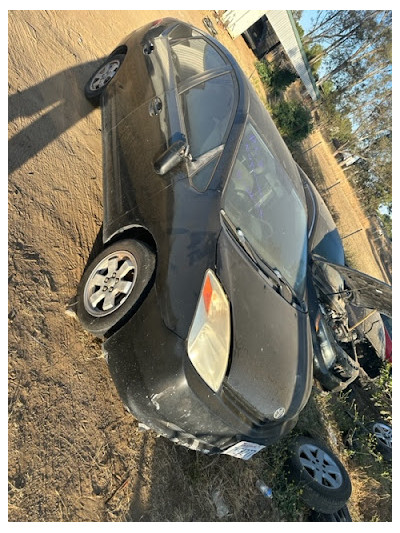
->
212;488;230;518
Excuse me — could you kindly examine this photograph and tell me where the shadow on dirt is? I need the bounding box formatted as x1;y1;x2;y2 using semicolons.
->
8;58;106;175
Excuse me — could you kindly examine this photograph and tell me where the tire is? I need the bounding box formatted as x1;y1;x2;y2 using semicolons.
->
309;504;352;522
77;239;155;337
286;436;352;514
84;53;125;105
367;421;392;461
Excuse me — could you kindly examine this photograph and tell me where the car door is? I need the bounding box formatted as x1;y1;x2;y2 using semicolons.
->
169;30;239;189
154;33;240;337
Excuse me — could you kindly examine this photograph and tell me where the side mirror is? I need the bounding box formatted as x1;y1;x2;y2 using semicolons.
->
154;140;190;175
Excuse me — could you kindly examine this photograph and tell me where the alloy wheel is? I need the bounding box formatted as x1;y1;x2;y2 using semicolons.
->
372;422;392;449
84;250;137;317
298;443;343;489
89;59;121;92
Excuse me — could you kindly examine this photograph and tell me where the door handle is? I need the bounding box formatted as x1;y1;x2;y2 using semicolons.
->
149;97;163;116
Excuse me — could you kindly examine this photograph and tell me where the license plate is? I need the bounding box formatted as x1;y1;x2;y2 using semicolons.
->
222;441;265;460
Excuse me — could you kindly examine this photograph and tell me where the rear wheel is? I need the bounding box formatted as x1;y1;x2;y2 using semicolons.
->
77;239;155;337
84;53;125;105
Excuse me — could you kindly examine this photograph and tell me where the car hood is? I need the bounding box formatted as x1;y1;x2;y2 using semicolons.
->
346;305;386;360
216;228;313;421
312;255;392;318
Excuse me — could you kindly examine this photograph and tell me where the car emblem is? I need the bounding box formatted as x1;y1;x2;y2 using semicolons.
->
273;407;285;419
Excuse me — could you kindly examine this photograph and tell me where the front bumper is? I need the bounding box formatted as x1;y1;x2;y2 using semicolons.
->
103;284;298;454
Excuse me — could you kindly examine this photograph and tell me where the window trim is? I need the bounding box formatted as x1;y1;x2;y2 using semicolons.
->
177;66;232;95
188;152;222;193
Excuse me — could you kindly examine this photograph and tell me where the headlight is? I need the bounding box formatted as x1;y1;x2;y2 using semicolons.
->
187;269;231;392
315;313;336;369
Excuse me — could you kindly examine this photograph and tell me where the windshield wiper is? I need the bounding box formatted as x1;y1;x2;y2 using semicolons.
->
220;209;305;309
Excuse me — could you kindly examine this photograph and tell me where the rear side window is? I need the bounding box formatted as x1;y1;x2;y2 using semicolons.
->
171;37;226;81
181;73;235;158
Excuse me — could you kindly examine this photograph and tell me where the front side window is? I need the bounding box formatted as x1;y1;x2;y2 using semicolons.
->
223;122;308;296
181;73;235;159
171;37;227;81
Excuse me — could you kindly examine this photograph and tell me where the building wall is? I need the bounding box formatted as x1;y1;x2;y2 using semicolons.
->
221;10;319;100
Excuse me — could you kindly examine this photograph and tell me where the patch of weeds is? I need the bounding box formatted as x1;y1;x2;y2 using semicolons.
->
371;362;392;423
296;387;332;441
258;438;308;521
255;60;273;86
318;383;392;521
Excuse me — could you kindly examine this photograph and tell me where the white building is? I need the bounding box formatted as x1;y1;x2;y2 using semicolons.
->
220;10;320;101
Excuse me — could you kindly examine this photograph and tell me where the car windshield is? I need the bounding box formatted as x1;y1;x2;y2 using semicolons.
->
223;122;308;296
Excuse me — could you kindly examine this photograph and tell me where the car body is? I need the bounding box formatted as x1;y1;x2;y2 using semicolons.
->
381;315;392;363
77;18;391;457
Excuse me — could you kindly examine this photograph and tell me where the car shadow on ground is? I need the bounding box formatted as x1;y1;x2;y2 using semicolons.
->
8;58;106;175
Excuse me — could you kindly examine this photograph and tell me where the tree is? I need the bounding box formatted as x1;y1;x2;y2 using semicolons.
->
298;10;392;212
291;10;303;23
300;11;391;95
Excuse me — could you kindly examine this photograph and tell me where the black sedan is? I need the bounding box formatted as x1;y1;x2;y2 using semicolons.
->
76;18;390;458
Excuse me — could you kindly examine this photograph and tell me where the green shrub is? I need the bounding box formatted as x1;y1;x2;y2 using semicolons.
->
255;60;273;86
270;68;297;92
272;100;313;143
256;60;297;94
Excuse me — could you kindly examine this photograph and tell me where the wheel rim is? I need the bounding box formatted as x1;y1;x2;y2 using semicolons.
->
84;250;137;317
298;443;343;489
372;422;392;448
89;59;121;91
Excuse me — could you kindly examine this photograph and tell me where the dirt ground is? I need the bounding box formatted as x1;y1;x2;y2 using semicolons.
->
8;10;389;523
8;10;267;522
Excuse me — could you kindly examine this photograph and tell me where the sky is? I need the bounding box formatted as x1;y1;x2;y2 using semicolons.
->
299;10;318;34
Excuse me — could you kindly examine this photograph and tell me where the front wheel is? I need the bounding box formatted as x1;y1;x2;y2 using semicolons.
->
286;436;352;514
77;239;155;337
84;53;125;105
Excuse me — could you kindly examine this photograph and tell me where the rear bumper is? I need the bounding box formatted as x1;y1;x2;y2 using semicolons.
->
103;284;299;454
